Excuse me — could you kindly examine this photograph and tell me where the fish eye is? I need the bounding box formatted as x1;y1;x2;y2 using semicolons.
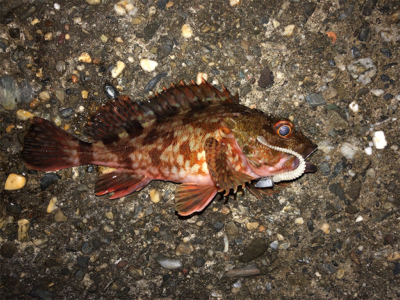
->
274;121;293;138
278;125;291;136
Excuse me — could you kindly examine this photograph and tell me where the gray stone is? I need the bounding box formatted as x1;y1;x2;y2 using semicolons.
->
305;93;326;106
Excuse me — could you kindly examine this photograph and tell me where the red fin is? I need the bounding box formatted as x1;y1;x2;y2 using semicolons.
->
205;137;253;195
22;117;92;171
95;171;150;199
175;184;218;216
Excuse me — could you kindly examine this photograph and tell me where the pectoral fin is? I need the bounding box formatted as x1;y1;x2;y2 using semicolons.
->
95;171;150;199
175;184;218;216
204;137;253;195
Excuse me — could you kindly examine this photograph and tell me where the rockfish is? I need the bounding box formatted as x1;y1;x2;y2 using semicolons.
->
21;80;317;216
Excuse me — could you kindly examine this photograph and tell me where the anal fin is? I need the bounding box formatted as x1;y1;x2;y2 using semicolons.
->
95;171;150;199
175;184;218;216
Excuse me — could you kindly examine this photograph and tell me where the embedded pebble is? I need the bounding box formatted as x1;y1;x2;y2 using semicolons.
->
175;242;194;255
340;142;358;160
196;72;208;85
355;215;363;222
0;75;18;110
229;0;241;7
364;147;373;155
153;254;182;269
224;264;261;277
56;60;67;74
181;24;193;38
44;32;53;41
225;221;239;237
78;52;92;63
282;24;295;36
305;93;326;106
149;189;161;203
54;209;68;222
47;197;57;213
140;59;158;72
294;217;304;225
18;219;30;241
194;257;205;267
246;221;259;231
0;242;17;258
86;0;101;4
105;211;113;220
238;238;268;263
81;90;88;99
39;91;51;101
270;241;278;250
111;61;126;78
372;131;387;149
321;223;330;234
349;101;359;113
114;0;136;15
347;58;377;85
128;267;143;280
103;225;114;232
387;252;400;262
370;89;385;96
5;174;26;190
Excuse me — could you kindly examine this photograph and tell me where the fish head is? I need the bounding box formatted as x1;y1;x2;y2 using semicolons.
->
233;112;318;179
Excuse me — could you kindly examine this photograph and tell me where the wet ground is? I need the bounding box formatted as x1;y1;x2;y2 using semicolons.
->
1;0;400;299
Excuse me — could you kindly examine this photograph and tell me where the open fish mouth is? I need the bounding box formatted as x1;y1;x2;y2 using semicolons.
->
292;142;318;173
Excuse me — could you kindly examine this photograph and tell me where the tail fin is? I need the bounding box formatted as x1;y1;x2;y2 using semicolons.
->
21;117;92;171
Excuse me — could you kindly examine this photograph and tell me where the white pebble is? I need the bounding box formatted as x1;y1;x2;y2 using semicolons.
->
5;174;26;190
349;101;359;113
355;215;363;222
282;24;295;36
294;217;304;225
232;280;242;288
86;0;101;4
370;89;385;96
181;24;193;38
114;1;136;15
372;131;387;149
340;142;358;159
270;241;279;250
196;72;208;85
364;147;373;155
54;3;60;10
140;59;158;72
395;95;400;101
229;0;241;7
111;61;126;78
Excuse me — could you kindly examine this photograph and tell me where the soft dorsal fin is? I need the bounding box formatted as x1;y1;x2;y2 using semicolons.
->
86;80;238;142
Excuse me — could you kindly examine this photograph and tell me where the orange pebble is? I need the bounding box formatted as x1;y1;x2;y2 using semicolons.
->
30;98;41;108
6;124;15;133
71;74;78;83
326;31;337;44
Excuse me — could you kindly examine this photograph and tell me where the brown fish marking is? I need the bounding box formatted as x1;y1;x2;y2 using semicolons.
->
21;79;317;216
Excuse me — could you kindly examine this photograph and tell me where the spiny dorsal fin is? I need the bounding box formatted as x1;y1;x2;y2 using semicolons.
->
86;80;239;142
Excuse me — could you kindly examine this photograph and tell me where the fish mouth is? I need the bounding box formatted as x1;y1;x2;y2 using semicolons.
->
291;142;318;173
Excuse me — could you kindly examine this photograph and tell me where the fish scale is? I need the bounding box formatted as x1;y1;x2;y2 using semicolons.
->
21;80;317;216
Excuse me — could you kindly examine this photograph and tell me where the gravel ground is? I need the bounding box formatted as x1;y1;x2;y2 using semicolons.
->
1;0;400;299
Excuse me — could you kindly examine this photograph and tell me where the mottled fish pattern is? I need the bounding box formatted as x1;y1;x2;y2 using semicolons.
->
22;80;317;216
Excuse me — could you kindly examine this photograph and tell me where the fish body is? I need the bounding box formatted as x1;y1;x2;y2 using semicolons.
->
22;80;317;216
